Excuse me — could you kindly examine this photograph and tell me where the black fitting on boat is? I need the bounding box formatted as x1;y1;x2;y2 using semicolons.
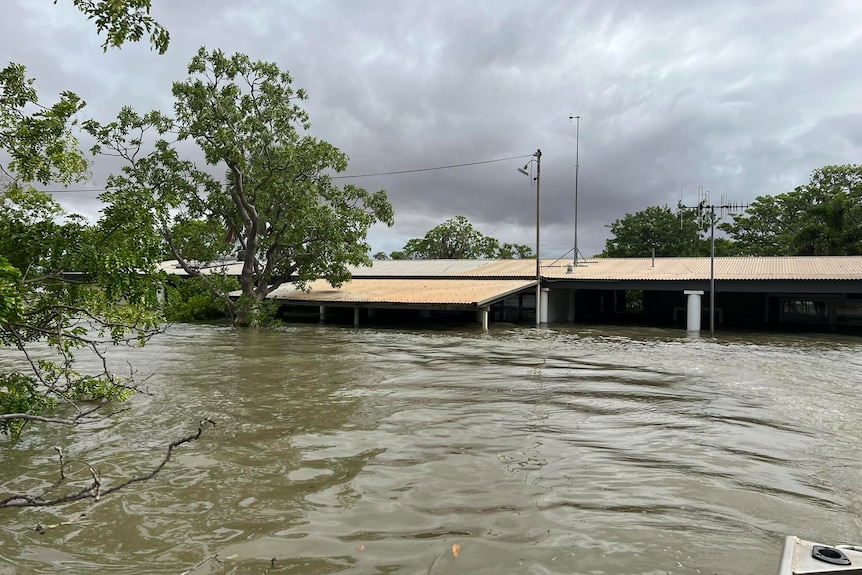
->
812;545;851;566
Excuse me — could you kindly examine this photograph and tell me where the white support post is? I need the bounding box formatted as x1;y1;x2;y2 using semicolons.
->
540;288;550;324
353;307;360;326
684;290;704;332
319;305;327;322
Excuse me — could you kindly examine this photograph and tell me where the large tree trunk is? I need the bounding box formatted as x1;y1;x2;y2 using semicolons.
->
234;305;251;328
234;271;266;327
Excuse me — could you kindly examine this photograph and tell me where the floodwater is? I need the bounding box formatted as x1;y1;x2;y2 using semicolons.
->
2;323;862;575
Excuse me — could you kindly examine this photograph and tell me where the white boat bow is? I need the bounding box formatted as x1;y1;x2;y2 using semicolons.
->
778;536;862;575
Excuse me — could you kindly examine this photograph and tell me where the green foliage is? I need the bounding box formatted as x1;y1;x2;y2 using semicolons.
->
65;0;170;54
233;295;281;328
601;205;707;257
603;165;862;258
0;187;162;439
717;195;787;256
164;275;238;322
710;238;737;257
87;48;394;326
2;49;159;440
720;165;862;256
400;216;533;259
1;63;89;185
0;256;24;344
0;373;54;440
166;219;234;263
164;274;279;327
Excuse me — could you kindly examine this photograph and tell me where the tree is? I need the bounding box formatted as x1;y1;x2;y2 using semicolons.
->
720;165;862;256
164;274;239;322
2;7;211;510
399;216;532;259
601;205;708;257
0;64;163;446
717;195;789;256
0;186;163;444
0;64;89;185
164;218;235;263
65;0;170;54
86;48;393;326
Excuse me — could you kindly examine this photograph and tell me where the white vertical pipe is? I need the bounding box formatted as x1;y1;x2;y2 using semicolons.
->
540;288;550;324
684;290;704;331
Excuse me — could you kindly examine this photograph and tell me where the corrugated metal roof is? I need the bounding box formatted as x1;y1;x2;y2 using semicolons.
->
268;278;536;307
160;256;862;282
458;260;535;277
157;259;501;278
540;257;862;280
347;259;495;277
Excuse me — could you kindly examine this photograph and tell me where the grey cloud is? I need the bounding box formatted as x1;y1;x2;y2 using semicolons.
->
4;0;862;257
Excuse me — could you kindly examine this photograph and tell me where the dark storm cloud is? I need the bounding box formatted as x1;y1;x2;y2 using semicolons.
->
5;0;862;257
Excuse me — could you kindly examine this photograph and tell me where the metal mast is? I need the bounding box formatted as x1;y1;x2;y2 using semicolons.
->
569;115;580;266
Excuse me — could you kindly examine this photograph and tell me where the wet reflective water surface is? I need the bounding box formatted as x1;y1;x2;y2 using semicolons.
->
2;324;862;574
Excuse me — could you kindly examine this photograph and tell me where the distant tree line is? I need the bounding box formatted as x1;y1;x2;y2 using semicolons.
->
600;165;862;257
372;164;861;262
375;215;532;260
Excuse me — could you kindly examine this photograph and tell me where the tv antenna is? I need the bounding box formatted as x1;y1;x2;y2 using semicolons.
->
679;188;749;335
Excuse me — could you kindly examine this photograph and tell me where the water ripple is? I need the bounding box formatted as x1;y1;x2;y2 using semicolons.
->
2;324;862;574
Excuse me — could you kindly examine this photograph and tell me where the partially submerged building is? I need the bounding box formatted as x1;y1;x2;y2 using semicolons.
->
158;256;862;332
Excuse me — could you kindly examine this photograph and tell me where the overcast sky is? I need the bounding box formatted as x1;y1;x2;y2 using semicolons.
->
4;0;862;258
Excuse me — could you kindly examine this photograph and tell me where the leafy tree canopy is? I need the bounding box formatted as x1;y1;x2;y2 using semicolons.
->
399;216;532;259
0;64;89;185
0;185;162;442
601;205;710;257
720;164;862;256
64;0;170;53
1;5;212;510
1;68;162;433
87;48;394;326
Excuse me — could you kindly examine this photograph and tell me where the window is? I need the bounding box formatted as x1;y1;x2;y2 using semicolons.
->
781;299;829;323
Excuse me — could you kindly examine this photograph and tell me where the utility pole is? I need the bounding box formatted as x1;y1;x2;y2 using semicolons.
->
517;149;542;325
535;149;542;325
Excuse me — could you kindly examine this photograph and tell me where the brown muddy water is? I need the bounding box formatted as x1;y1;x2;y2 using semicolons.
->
1;323;862;574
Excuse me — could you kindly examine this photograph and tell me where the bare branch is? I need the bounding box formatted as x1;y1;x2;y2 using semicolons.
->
0;413;76;425
0;418;215;509
180;553;223;575
0;405;128;426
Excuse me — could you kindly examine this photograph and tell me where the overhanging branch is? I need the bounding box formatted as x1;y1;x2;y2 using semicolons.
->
0;418;216;509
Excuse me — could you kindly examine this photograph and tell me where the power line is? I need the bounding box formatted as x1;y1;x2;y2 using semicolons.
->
34;153;536;191
330;153;535;179
33;188;105;194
